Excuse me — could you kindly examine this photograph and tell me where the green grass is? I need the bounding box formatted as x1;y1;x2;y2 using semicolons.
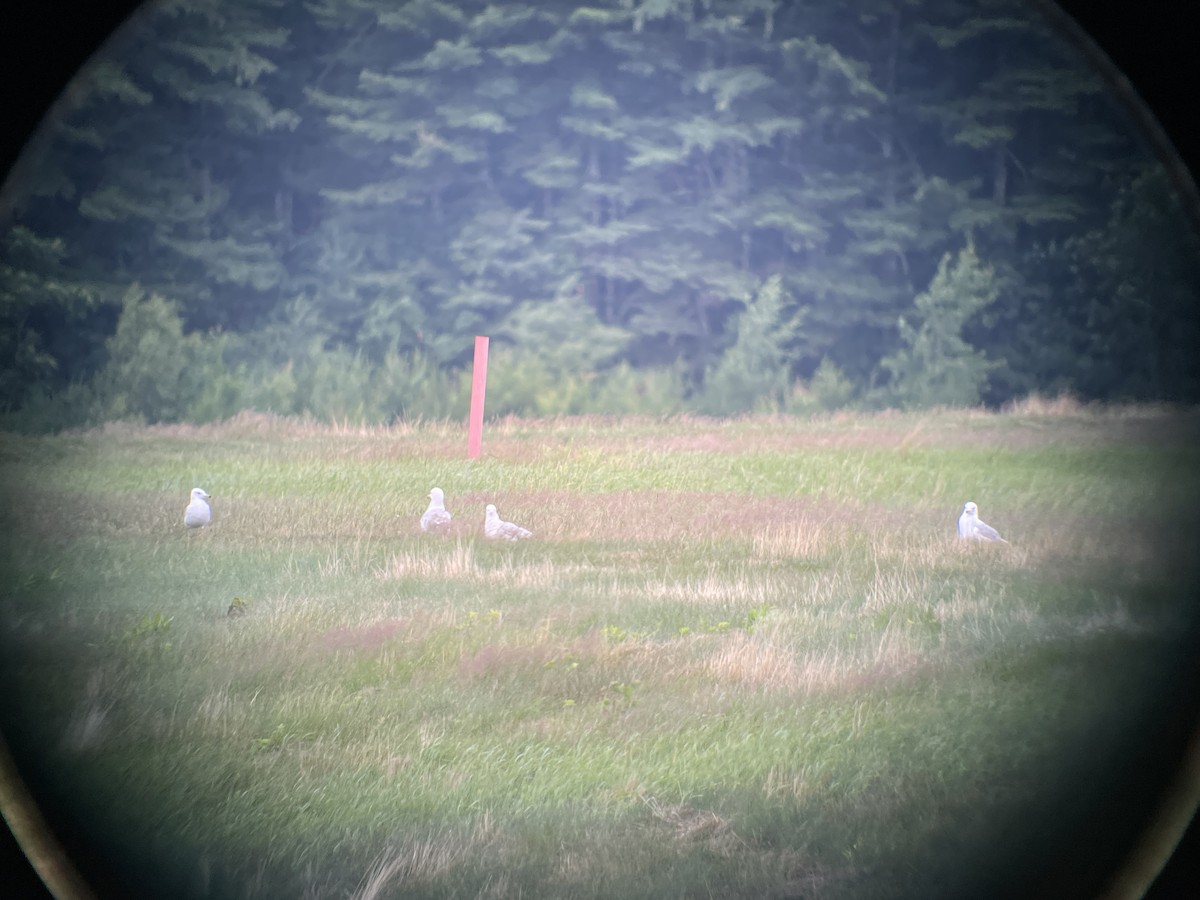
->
2;407;1199;899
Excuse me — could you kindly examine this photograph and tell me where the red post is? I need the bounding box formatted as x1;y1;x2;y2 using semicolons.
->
468;336;489;459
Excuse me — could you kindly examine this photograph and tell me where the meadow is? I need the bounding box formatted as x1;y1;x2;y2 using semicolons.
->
2;405;1200;899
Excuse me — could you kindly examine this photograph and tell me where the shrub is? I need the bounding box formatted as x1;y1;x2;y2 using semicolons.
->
809;358;857;411
0;381;100;433
93;286;218;424
582;362;686;416
366;350;470;421
479;347;576;417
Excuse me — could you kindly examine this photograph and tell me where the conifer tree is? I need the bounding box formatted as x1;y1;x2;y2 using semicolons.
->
699;274;801;414
0;227;101;409
880;240;1000;407
1041;164;1200;400
0;57;153;403
64;0;298;330
1;0;1190;422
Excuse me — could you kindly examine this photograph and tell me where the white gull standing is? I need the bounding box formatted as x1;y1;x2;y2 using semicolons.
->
184;488;212;529
484;504;532;541
957;501;1007;543
420;487;453;534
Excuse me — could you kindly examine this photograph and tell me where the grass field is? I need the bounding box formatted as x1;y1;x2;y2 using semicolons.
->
2;406;1200;899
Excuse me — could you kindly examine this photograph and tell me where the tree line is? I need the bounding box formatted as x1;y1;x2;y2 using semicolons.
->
1;0;1198;429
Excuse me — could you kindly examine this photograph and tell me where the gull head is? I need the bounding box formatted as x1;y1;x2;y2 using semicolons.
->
485;504;498;517
429;487;445;506
192;488;211;502
962;501;977;516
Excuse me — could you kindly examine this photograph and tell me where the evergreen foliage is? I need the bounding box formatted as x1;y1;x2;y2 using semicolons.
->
92;286;217;423
698;275;800;415
1;0;1197;428
808;358;858;411
1053;166;1200;401
0;226;99;409
880;242;1001;408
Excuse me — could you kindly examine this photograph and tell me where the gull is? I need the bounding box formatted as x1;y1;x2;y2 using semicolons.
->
484;504;532;541
420;487;452;534
957;501;1007;543
185;488;212;529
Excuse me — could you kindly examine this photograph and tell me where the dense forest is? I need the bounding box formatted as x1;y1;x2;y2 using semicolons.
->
1;0;1198;428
